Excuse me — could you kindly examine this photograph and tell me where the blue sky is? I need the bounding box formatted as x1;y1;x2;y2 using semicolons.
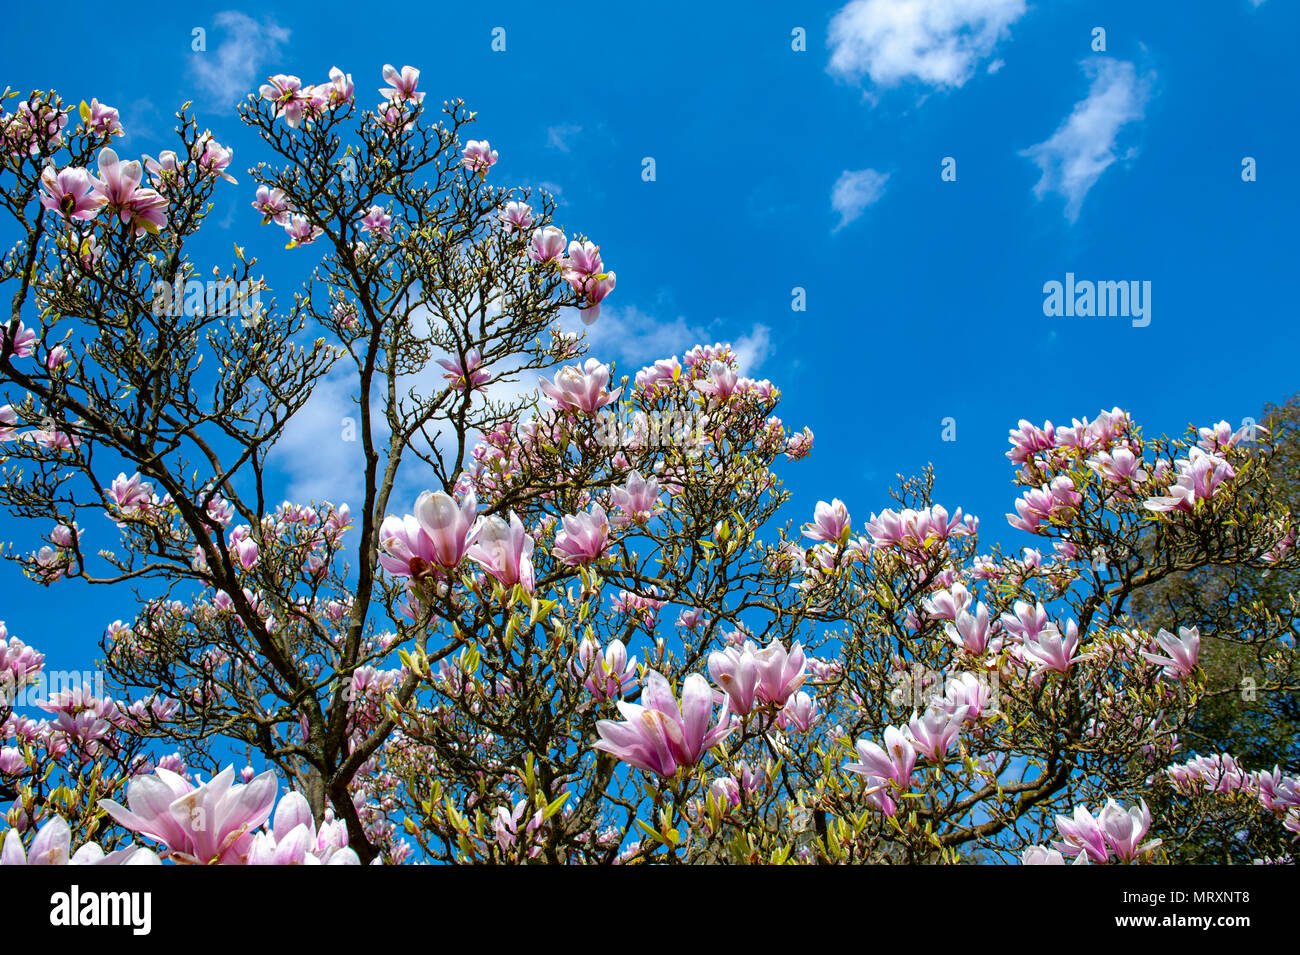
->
2;0;1297;687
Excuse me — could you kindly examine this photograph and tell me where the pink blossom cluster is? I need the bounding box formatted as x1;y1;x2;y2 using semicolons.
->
1022;799;1162;864
2;98;68;157
258;66;354;130
593;671;735;778
572;637;638;701
90;765;363;864
1165;753;1300;833
527;231;616;322
36;146;170;234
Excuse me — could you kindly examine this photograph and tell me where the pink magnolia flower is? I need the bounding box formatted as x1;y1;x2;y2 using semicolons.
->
753;639;807;708
493;798;544;856
1088;447;1149;487
803;498;851;544
361;205;392;239
379;490;480;577
1007;477;1079;533
559;239;615;322
91;148;168;235
634;357;681;395
1021;619;1085;675
708;641;761;716
1256;767;1300;811
99;766;278;865
0;405;17;441
786;426;814;460
110;471;154;511
259;74;308;128
499;201;534;231
676;607;705;630
380;64;424;105
1;816;158;866
193;133;237;183
1098;799;1160;862
907;707;968;761
710;762;762;809
847;725;916;787
231;532;259;570
946;603;996;655
1021;845;1068;865
610;470;662;525
1140;626;1200;680
1000;600;1050;642
572;636;637;701
575;273;615;324
1144;448;1236;514
778;691;819;732
0;625;46;693
940;673;993;721
461;140;498;178
593;671;734;777
466;511;535;593
246;792;359;865
3;321;37;359
0;747;23;774
923;582;973;621
528;226;566;264
1053;804;1110;863
539;359;621;414
436;348;490;392
696;360;739;403
252;185;290;225
283;213;322;247
551;504;610;566
1197;419;1253;452
82;98;123;138
1007;418;1056;465
39;166;101;221
143;150;180;187
324;66;354;107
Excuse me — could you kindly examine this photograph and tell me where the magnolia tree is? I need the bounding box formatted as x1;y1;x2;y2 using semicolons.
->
0;66;1297;866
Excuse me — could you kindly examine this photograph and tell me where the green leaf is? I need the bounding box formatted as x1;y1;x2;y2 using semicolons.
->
543;792;570;821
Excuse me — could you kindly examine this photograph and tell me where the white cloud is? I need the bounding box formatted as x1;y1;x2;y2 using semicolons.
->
274;301;774;507
831;168;889;231
827;0;1026;90
557;305;771;376
275;366;372;506
546;124;582;152
730;325;772;376
190;11;291;106
1020;58;1152;223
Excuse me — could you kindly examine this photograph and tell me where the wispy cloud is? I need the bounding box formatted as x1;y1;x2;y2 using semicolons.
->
1020;58;1152;223
275;366;371;506
831;168;889;231
730;325;772;376
557;305;772;375
275;301;774;506
190;11;291;107
827;0;1026;92
546;124;582;153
